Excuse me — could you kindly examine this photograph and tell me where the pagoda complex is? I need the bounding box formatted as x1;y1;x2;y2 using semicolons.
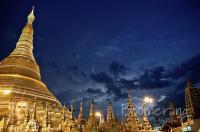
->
0;7;155;132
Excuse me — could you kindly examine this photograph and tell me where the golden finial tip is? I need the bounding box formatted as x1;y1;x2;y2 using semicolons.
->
28;6;35;24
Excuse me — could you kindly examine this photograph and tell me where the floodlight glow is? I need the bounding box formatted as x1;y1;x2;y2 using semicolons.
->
3;90;11;95
144;96;153;104
95;112;101;117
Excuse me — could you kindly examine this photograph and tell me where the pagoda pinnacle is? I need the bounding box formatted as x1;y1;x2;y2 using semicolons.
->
28;6;35;24
0;6;43;81
107;101;115;121
128;90;134;111
69;102;75;120
142;104;152;130
78;99;84;119
186;80;191;89
89;99;95;117
9;6;37;61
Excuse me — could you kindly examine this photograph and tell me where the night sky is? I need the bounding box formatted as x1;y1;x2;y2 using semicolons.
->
1;0;200;118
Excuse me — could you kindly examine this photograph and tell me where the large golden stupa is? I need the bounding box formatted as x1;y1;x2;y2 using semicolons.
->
0;7;64;131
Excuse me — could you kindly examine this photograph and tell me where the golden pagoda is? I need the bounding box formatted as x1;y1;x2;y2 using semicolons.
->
85;99;98;132
105;101;120;132
0;7;64;131
77;99;86;132
141;103;153;132
124;91;143;131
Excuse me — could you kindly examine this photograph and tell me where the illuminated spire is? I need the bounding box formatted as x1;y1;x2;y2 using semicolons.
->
186;80;191;89
78;99;84;119
62;103;66;122
125;90;142;130
89;99;95;117
128;90;134;114
10;7;36;61
142;104;152;130
69;102;75;120
107;101;115;122
28;7;35;24
100;113;105;126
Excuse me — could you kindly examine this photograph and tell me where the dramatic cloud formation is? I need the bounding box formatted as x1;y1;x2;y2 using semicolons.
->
89;53;200;101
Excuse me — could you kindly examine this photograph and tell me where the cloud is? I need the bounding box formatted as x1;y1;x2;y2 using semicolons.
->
109;61;129;78
137;66;170;89
90;62;171;100
38;54;200;106
90;70;126;100
89;54;200;101
86;88;104;95
90;72;113;83
168;54;200;90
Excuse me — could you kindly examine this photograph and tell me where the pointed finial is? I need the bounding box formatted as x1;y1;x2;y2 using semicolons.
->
28;6;35;24
128;89;132;99
70;102;75;120
89;99;95;117
186;80;191;89
80;98;83;104
91;98;94;104
109;101;112;106
80;99;83;111
63;101;66;108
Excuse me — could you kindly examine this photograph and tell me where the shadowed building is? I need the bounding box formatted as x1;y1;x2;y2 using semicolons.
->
161;102;181;132
182;81;200;132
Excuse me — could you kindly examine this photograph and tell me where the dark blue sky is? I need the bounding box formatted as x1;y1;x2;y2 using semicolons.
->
1;0;200;118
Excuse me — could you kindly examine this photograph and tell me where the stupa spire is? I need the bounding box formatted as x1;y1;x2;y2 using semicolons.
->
89;99;95;117
78;99;84;119
69;102;75;120
62;104;66;122
107;101;115;122
186;80;192;89
10;7;36;61
142;103;152;130
128;90;134;114
28;6;35;24
125;90;142;130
